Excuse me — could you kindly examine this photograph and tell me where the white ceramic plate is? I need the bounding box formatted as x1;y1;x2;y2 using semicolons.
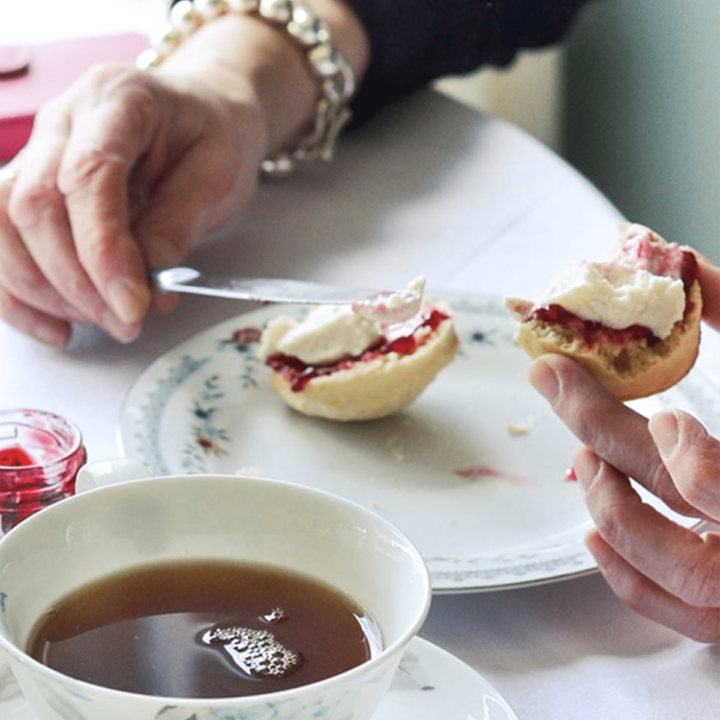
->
119;294;715;592
4;637;518;720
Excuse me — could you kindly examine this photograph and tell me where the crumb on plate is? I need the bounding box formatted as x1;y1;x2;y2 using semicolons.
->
506;424;529;436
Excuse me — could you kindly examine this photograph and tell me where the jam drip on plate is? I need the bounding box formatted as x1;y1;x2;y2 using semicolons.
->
530;249;698;350
267;308;449;392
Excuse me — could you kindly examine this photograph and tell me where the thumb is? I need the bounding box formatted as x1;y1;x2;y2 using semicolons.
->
649;409;720;522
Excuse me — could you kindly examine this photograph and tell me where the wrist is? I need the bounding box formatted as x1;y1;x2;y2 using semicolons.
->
148;0;369;170
156;11;312;158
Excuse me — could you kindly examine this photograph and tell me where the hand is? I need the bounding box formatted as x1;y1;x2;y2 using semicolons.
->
576;413;720;644
533;353;720;642
527;252;720;641
0;1;369;347
0;62;266;346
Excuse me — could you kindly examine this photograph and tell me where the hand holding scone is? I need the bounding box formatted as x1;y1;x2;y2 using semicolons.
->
528;252;720;642
505;223;703;400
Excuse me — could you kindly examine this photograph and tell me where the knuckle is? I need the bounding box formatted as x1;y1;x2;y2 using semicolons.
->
75;62;152;109
679;476;704;508
604;558;648;612
61;145;110;190
644;461;672;501
570;410;598;447
678;549;720;608
685;620;720;645
32;97;62;129
7;177;62;229
76;231;117;272
592;506;626;549
59;76;158;196
582;466;638;547
100;71;160;135
202;162;238;202
4;264;47;299
0;284;18;318
554;384;602;447
674;446;720;513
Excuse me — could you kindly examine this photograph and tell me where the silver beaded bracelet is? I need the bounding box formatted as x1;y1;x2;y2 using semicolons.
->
137;0;355;176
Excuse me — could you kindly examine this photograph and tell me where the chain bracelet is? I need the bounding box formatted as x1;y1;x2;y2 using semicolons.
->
137;0;355;177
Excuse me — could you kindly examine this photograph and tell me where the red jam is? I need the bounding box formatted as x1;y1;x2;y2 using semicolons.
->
532;304;661;349
530;249;698;348
0;446;36;467
267;308;450;392
0;410;86;536
679;250;698;300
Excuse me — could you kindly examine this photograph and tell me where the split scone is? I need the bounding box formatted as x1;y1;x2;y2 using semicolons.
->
259;278;459;421
505;223;702;400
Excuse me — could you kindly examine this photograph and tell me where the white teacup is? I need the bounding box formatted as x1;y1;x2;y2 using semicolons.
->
0;460;431;720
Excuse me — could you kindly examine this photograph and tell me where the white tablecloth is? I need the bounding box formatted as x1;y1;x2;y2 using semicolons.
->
2;11;719;718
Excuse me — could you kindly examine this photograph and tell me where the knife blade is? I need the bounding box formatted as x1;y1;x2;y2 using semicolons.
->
152;267;382;305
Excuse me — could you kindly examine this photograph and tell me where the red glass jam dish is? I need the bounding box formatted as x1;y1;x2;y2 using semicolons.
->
0;409;86;536
261;301;459;421
504;224;703;400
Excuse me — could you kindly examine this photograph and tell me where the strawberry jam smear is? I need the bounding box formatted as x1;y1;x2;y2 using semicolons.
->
267;308;449;392
531;250;698;348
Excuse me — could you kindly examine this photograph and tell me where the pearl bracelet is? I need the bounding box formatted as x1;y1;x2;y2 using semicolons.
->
137;0;355;176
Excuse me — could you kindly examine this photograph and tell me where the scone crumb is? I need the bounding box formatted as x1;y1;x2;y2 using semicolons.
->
387;434;411;462
235;466;261;477
506;424;529;436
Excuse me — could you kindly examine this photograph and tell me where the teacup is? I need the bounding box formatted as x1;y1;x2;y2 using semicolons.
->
0;460;431;720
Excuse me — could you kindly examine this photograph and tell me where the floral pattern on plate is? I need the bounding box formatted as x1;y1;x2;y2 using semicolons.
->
119;294;714;592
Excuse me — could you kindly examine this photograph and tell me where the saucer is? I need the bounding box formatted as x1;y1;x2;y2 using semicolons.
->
6;636;518;720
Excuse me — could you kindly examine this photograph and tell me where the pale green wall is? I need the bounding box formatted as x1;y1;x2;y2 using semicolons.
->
563;0;720;263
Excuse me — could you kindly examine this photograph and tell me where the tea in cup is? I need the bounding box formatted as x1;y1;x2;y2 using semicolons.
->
0;463;431;720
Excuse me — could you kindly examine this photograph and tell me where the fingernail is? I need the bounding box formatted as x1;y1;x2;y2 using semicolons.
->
527;357;559;404
101;308;142;344
649;410;679;458
115;324;142;344
107;278;151;325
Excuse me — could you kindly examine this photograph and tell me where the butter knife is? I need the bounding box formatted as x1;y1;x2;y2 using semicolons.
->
152;267;381;305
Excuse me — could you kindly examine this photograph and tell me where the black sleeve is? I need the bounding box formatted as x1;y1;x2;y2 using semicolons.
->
346;0;595;124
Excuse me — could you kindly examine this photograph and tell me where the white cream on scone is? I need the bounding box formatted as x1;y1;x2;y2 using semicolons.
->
532;261;685;339
259;277;426;365
259;305;382;365
507;223;687;340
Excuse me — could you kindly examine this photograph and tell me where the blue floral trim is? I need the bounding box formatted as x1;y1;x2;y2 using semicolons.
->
131;355;211;475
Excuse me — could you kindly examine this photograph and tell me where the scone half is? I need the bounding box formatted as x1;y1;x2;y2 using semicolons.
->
505;224;703;401
266;303;459;421
509;279;702;400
